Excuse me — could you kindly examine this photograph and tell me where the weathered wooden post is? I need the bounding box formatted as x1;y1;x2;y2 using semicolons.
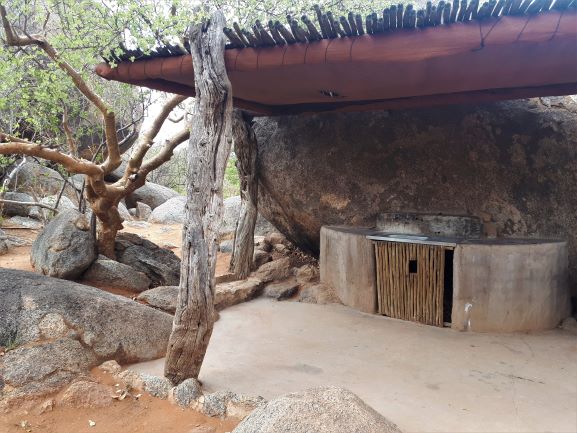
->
164;10;233;385
229;110;258;279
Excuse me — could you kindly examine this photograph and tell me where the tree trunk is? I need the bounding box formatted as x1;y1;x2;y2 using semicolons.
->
92;200;123;258
164;10;233;385
85;181;123;259
229;110;258;279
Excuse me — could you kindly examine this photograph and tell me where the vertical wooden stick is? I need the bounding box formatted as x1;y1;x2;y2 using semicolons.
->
164;10;233;385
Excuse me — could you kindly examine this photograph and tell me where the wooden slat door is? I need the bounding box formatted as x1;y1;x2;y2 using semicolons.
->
374;241;446;327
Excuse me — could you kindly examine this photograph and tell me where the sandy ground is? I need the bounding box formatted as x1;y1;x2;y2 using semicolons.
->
0;227;37;272
0;222;235;433
0;366;238;433
131;298;577;433
0;393;237;433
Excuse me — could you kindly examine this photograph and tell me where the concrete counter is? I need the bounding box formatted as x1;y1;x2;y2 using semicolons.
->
452;241;570;332
320;225;570;332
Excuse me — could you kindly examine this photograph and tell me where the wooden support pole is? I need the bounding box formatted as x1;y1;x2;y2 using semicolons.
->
443;3;452;23
348;12;358;35
390;5;398;28
314;5;329;38
233;23;251;46
229;110;258;279
164;10;234;385
269;21;286;45
276;21;297;44
451;0;460;21
355;14;365;35
302;15;323;40
397;4;404;28
340;16;353;36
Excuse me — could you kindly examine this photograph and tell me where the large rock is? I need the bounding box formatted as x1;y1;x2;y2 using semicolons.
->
253;249;271;268
104;160;128;182
233;387;402;433
220;196;242;238
39;195;75;219
253;98;577;300
149;196;186;224
115;232;180;287
118;201;132;221
199;390;265;419
82;256;151;292
218;238;234;253
169;378;203;408
214;278;264;310
139;373;172;399
299;283;341;305
0;230;8;255
136;201;152;220
59;379;113;408
254;257;292;283
137;286;179;313
125;181;180;210
220;195;277;239
30;209;97;279
263;279;299;301
137;278;264;314
0;229;30;255
1;338;98;409
6;215;43;229
8;161;77;201
1;191;36;217
0;268;172;361
0;269;172;409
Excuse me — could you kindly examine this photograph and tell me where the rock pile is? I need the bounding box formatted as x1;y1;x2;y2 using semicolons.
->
137;230;339;315
114;232;180;287
251;232;340;305
82;255;151;292
0;269;173;412
27;210;179;291
97;362;266;420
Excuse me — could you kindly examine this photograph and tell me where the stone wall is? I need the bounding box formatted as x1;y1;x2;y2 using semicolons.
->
254;97;577;301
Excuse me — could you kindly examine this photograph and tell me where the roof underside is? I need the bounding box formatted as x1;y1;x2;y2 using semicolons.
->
96;5;577;116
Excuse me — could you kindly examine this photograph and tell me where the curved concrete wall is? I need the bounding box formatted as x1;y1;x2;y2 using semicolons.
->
452;241;570;332
320;226;570;331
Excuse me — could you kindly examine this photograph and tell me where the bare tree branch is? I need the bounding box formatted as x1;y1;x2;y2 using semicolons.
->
0;3;192;258
62;108;78;157
123;94;188;181
0;133;103;176
0;198;57;212
0;3;120;175
140;127;190;175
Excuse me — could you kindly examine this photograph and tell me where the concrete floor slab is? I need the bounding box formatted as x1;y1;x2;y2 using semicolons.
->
131;299;577;433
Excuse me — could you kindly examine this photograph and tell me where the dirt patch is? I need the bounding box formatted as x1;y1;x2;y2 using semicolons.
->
0;227;38;272
0;394;238;433
0;360;239;433
0;223;241;432
122;223;183;257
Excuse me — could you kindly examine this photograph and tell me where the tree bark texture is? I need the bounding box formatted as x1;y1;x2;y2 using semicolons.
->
164;10;233;385
229;110;258;279
0;6;190;259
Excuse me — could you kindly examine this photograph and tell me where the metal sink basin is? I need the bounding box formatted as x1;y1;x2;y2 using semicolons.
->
386;234;429;241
